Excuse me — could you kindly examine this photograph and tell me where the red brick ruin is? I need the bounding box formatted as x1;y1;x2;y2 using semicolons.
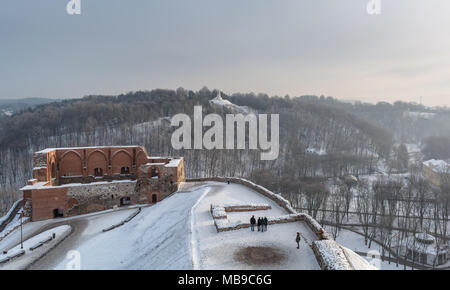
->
21;146;185;221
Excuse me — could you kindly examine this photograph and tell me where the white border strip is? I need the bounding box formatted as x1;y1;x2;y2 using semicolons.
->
189;186;211;270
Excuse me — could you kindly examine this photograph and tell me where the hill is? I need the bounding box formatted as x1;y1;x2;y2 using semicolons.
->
0;88;395;213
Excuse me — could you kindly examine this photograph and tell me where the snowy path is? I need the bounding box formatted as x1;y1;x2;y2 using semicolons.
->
192;182;320;270
29;186;208;269
0;225;72;270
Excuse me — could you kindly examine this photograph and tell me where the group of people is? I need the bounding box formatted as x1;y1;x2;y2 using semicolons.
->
249;215;268;232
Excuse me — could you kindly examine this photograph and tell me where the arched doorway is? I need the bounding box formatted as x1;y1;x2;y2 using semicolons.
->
51;162;56;178
120;196;131;206
152;194;157;203
94;168;103;177
150;167;159;178
53;208;64;218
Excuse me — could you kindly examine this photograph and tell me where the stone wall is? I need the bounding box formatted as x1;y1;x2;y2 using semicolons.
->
58;174;137;185
66;181;138;216
34;153;47;168
311;240;353;270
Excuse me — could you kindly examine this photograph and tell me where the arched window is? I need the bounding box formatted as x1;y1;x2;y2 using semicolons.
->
121;166;130;174
94;168;103;177
150;167;159;178
53;208;64;218
120;197;131;206
51;162;56;178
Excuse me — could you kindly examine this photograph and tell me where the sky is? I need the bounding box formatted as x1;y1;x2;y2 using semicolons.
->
1;0;450;106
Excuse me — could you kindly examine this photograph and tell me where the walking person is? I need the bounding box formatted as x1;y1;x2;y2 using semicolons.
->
261;217;265;232
296;232;301;249
250;215;256;232
257;217;261;232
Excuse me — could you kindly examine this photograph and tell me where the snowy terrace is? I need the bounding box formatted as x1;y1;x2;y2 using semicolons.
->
191;182;321;270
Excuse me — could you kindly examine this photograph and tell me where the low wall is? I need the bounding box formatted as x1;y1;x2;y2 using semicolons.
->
58;174;137;185
311;240;353;270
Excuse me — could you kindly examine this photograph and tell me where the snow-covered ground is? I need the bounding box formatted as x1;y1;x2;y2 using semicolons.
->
191;182;320;270
0;225;71;270
30;186;208;269
0;206;29;241
325;226;412;270
1;181;378;270
0;109;13;117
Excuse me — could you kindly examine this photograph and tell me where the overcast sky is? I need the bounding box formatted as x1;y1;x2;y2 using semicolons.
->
1;0;450;106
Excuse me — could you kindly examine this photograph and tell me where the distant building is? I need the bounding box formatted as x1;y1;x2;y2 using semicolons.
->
422;159;449;187
21;146;185;221
394;233;448;266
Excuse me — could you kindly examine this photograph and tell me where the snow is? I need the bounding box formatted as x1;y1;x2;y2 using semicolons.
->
423;159;449;173
415;233;435;243
2;180;373;270
324;226;412;270
40;188;207;269
0;225;71;270
211;205;227;219
313;240;352;270
341;246;377;270
192;182;320;269
0;206;141;254
404;111;436;120
0;208;29;241
209;92;250;113
305;147;327;155
165;158;182;167
1;110;13;117
0;199;22;225
36;146;142;154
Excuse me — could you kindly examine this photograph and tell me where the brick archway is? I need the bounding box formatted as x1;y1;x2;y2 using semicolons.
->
59;151;83;177
87;150;108;176
112;150;133;174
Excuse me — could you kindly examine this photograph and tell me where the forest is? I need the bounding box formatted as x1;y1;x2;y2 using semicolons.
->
1;89;450;255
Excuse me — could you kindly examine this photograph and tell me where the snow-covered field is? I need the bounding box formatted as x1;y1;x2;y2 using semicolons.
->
191;182;320;270
325;226;411;270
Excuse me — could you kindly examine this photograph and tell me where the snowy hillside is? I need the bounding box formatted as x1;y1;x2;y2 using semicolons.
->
209;92;250;113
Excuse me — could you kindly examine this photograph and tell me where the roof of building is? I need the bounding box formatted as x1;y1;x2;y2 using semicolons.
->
142;157;183;168
423;159;449;173
36;146;143;154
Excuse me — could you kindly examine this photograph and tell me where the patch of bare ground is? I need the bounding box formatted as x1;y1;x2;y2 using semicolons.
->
234;246;286;266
